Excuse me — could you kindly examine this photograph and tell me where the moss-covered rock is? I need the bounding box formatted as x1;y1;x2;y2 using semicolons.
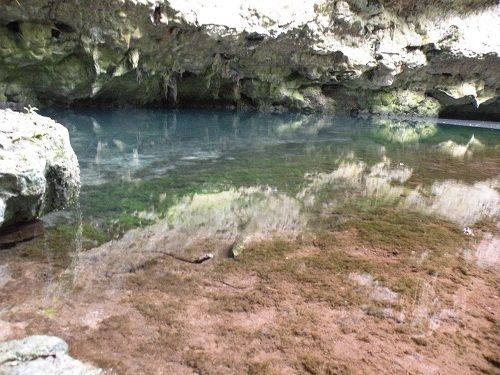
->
361;90;441;117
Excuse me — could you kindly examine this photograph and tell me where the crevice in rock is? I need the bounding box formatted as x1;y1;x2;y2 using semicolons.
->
53;21;75;33
239;92;258;108
287;70;304;81
245;32;265;43
51;28;61;38
321;84;342;97
6;21;21;36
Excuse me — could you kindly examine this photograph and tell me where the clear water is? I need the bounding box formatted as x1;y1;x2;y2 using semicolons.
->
6;109;500;257
1;109;499;374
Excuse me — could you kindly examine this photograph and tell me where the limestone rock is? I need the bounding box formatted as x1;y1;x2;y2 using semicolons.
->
0;1;498;119
0;335;103;375
0;109;80;230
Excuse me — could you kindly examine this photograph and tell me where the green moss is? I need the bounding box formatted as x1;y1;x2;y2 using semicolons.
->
32;133;45;140
40;307;57;317
336;206;464;255
79;140;357;231
362;89;441;117
94;46;125;72
20;22;52;44
392;276;419;296
223;237;372;306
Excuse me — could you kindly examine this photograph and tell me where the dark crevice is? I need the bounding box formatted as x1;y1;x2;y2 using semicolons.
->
53;21;75;33
51;28;61;38
287;70;303;81
51;21;75;39
6;21;22;35
153;4;163;24
362;68;375;82
239;92;258;108
321;84;341;97
106;64;117;76
245;32;265;43
180;71;196;79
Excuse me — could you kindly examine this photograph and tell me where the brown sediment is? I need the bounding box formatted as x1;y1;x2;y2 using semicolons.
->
0;213;498;374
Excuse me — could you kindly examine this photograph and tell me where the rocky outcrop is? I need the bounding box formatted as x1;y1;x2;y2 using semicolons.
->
0;335;104;374
0;109;80;230
0;0;499;119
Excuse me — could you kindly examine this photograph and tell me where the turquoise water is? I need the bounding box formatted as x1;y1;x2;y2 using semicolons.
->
7;109;500;254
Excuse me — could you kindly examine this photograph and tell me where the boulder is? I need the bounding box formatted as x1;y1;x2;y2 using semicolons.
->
0;109;80;230
0;335;103;374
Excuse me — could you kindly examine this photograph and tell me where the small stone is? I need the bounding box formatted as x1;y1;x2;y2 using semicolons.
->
463;227;474;236
0;336;104;374
411;336;428;346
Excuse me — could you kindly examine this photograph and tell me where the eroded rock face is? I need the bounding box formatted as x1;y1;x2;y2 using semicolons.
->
0;335;104;374
0;109;80;230
0;0;499;119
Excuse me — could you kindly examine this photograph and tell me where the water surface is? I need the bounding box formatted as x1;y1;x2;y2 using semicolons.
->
3;109;500;262
1;109;499;374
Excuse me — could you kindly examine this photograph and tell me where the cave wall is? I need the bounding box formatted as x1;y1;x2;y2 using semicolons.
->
0;0;499;119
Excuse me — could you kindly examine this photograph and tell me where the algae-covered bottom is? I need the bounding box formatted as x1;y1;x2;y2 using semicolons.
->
0;110;499;374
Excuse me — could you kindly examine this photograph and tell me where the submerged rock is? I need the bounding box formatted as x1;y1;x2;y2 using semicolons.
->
0;1;498;118
0;109;80;230
0;335;103;374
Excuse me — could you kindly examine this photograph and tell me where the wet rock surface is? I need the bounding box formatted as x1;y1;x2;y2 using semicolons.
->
0;335;104;374
0;0;499;119
0;109;80;230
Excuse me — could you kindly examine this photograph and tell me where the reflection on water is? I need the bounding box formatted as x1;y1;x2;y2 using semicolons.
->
2;109;500;279
298;156;413;207
73;186;304;290
371;119;438;144
437;134;485;159
45;110;376;186
1;110;499;374
406;178;500;226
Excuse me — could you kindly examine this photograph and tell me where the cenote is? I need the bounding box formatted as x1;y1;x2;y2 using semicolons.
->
2;0;500;372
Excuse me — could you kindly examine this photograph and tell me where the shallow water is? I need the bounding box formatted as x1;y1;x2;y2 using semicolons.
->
2;109;500;262
1;110;500;373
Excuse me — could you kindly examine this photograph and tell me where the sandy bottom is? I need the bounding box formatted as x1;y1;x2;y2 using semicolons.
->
0;222;498;375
